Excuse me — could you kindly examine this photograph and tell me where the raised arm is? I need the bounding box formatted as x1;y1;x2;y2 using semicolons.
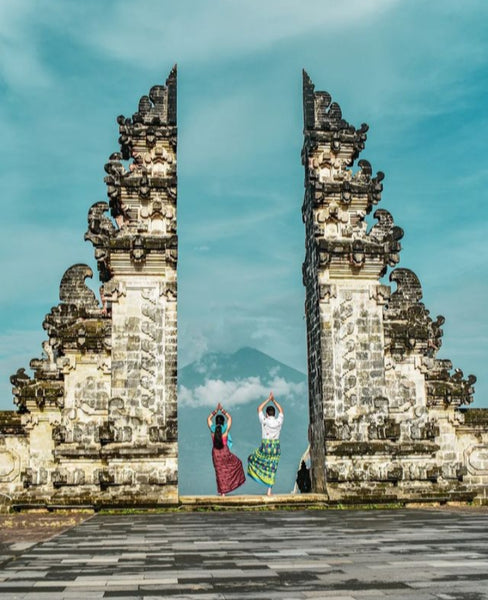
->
270;392;284;416
207;405;219;429
257;392;272;414
221;407;233;432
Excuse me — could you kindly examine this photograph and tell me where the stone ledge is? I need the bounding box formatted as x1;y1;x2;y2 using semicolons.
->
330;440;440;456
8;493;488;513
0;411;25;436
460;408;488;427
179;494;330;508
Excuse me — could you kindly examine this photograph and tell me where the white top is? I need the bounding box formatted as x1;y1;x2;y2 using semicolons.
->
259;411;284;440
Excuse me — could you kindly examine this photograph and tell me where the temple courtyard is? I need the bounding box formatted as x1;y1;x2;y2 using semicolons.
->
1;502;488;599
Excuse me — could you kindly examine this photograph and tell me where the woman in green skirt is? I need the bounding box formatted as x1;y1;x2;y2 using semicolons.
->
247;391;284;496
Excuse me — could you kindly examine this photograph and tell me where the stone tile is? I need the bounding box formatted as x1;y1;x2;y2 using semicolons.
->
304;595;357;600
8;543;36;552
0;509;487;598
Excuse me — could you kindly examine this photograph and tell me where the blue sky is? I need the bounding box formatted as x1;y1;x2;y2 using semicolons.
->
0;0;487;409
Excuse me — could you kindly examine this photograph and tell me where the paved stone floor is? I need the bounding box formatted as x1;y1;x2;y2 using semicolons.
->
1;508;488;599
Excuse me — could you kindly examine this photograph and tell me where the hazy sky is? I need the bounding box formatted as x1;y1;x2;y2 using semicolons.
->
0;0;487;409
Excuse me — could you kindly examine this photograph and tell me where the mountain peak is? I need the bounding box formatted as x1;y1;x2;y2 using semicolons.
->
179;347;306;388
233;346;270;359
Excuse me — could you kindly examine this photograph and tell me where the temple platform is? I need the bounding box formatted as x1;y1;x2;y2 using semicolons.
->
1;507;488;599
9;492;486;513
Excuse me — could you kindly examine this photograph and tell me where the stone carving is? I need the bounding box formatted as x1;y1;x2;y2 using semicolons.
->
424;361;476;408
302;70;488;504
384;269;441;357
466;446;488;474
85;202;116;282
0;450;19;481
1;68;178;507
384;269;476;407
303;92;404;282
58;264;99;309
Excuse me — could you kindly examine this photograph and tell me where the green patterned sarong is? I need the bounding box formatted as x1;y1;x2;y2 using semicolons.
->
247;439;281;487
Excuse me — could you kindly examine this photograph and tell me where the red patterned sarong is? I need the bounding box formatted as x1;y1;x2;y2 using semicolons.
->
212;446;246;494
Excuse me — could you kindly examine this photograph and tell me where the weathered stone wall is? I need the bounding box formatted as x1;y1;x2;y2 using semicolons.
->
0;413;28;507
303;170;327;493
0;68;178;507
302;71;488;504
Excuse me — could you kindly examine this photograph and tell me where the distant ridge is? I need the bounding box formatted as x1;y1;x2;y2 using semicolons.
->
179;346;306;388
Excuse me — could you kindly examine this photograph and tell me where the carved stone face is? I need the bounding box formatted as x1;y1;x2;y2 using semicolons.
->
131;247;146;264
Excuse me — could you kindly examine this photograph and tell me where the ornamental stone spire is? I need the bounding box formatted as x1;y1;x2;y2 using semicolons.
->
2;68;178;506
302;71;487;503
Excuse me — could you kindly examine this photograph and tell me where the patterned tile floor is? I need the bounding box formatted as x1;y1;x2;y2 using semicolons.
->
0;508;487;599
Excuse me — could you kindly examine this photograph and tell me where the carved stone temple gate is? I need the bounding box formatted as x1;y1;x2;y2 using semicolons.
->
302;71;488;504
1;69;178;506
0;68;487;508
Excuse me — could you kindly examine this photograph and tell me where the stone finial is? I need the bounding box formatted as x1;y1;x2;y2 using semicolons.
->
10;368;32;411
96;66;178;269
385;268;440;356
134;64;177;126
59;264;99;309
384;268;476;408
116;66;177;159
302;70;368;157
301;71;400;280
10;260;111;413
42;265;110;355
84;202;115;282
425;361;477;407
303;70;367;134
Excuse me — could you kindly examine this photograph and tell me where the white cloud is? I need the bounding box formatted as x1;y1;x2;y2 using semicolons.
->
179;329;209;367
0;0;53;91
80;0;399;68
179;375;306;408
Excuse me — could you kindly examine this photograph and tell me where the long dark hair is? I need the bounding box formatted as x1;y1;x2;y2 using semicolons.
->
213;414;225;449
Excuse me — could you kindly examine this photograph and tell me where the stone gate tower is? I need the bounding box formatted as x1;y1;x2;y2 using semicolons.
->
302;71;488;503
1;68;178;506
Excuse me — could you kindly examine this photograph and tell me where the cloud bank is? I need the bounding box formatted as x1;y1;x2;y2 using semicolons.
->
179;376;306;408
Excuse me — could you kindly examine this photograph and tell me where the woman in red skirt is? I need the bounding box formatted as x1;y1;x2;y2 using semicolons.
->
207;403;246;496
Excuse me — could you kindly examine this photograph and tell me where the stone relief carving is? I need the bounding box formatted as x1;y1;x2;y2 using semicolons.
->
2;68;178;506
302;71;485;501
0;450;19;481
